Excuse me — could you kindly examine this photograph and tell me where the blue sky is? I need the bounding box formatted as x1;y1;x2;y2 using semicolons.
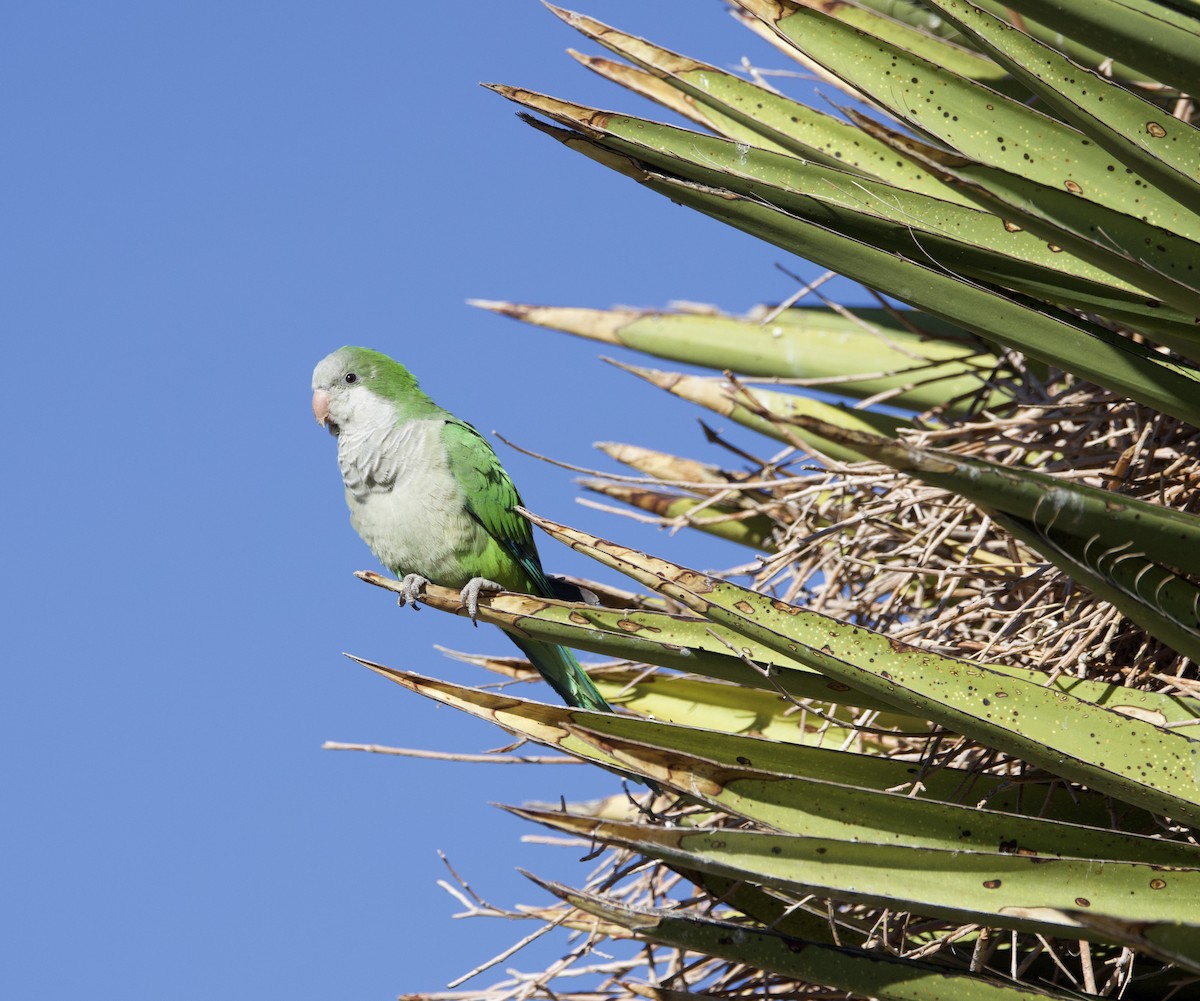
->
6;4;840;996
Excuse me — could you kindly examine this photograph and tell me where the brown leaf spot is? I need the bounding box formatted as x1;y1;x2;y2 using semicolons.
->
1064;179;1083;194
680;571;716;592
1075;897;1091;907
1150;878;1167;889
735;600;755;615
1147;121;1167;138
617;618;658;634
983;879;1002;889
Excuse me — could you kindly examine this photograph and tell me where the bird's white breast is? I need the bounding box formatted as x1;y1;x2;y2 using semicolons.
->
337;416;482;587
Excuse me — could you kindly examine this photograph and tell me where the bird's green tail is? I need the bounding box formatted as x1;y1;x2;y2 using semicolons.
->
510;636;612;712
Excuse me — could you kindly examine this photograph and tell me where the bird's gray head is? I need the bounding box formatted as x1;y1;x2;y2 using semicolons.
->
311;346;422;437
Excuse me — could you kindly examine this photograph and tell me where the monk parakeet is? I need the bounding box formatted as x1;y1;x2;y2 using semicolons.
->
312;346;612;713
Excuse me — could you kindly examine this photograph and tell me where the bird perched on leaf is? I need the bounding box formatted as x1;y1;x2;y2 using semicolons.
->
312;346;612;713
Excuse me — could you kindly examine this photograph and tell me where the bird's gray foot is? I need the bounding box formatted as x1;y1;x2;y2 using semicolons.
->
398;573;430;609
460;577;504;622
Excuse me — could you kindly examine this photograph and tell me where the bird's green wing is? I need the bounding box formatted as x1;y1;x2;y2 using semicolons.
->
441;419;616;715
440;418;554;596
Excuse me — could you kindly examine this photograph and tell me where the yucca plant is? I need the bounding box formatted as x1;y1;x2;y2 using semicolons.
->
349;2;1200;998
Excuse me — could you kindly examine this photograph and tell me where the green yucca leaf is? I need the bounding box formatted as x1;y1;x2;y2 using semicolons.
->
570;725;1200;864
609;168;1200;425
471;299;1008;413
968;0;1153;80
355;571;902;712
925;0;1200;211
768;0;1023;93
545;4;980;202
352;656;1159;831
848;0;968;37
846;115;1200;354
566;49;725;135
584;671;917;745
521;511;1200;825
497;101;1200;419
608;359;910;454
995;0;1200;95
514;808;1200;942
527;874;1088;999
356;572;1200;729
492;85;1197;332
736;0;1200;240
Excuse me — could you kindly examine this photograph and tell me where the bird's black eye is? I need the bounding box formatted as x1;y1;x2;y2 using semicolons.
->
344;372;358;385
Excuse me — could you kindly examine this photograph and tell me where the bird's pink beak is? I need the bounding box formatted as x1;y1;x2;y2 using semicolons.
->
312;388;332;428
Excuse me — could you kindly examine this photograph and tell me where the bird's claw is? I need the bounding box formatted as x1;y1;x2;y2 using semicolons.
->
398;573;430;610
460;577;504;623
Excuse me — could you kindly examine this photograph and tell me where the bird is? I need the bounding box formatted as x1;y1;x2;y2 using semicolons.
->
311;346;613;713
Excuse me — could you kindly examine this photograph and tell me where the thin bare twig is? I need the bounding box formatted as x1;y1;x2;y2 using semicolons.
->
322;742;580;764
